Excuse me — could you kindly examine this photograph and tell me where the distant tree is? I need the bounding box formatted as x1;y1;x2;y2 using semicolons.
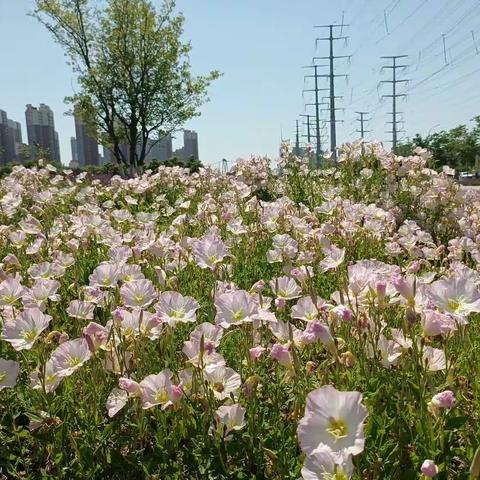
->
396;117;480;171
33;0;219;174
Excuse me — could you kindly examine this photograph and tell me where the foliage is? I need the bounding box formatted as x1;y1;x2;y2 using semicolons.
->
396;116;480;171
33;0;219;169
1;142;480;479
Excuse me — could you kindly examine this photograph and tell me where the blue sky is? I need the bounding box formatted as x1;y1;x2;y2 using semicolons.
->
1;0;480;166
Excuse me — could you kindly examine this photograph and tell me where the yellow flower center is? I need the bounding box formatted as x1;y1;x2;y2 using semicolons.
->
46;373;57;385
155;390;169;403
67;356;82;368
447;297;462;312
327;417;348;440
134;294;145;304
233;309;244;321
21;329;38;342
170;309;185;318
3;294;17;305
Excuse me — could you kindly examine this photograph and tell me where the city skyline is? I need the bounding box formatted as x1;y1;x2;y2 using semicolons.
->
1;102;198;166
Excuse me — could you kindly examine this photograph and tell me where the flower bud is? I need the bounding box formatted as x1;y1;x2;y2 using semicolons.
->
421;460;438;477
340;351;356;368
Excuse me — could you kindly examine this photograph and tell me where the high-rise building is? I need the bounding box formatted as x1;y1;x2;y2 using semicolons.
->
74;113;99;166
144;135;173;163
70;137;78;163
0;110;23;165
183;130;199;160
173;130;199;162
25;104;60;162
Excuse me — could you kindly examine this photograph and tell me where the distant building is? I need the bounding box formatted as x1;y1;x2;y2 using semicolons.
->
102;145;113;165
0;109;23;164
25;104;60;162
74;112;99;166
70;137;78;163
144;135;173;163
173;130;199;162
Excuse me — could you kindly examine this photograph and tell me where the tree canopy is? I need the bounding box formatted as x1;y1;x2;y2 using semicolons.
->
395;116;480;171
33;0;219;171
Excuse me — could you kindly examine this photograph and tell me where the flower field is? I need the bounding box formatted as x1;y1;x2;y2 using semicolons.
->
1;142;480;479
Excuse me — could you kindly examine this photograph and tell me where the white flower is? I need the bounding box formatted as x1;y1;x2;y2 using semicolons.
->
214;404;246;435
2;308;52;351
139;369;174;409
297;385;368;457
0;358;20;390
204;364;242;400
49;338;92;377
301;447;354;480
106;388;128;418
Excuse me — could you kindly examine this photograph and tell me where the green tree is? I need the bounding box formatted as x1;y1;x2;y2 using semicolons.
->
33;0;219;174
396;117;480;171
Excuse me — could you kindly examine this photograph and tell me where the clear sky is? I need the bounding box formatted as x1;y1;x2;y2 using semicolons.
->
1;0;480;167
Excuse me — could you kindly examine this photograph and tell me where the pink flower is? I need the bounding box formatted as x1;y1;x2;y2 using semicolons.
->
431;390;456;409
393;275;416;303
249;346;266;360
291;297;319;322
269;276;302;300
49;338;92;377
428;275;480;317
270;343;293;367
0;358;20;390
421;459;438;477
189;322;224;353
214;404;246;435
330;305;353;323
22;279;60;310
67;300;95;320
2;308;52;351
204;364;242;400
119;377;142;397
89;262;120;288
301;321;335;352
301;446;354;480
170;384;183;404
215;290;259;328
0;277;25;306
319;244;346;272
120;279;157;308
139;369;174;409
193;235;228;270
422;310;457;337
423;346;446;371
83;322;108;352
155;291;200;326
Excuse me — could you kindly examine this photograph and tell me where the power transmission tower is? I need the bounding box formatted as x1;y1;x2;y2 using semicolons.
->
294;119;301;156
300;114;314;143
355;111;371;139
221;158;228;174
314;24;350;162
380;55;408;150
303;65;329;167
